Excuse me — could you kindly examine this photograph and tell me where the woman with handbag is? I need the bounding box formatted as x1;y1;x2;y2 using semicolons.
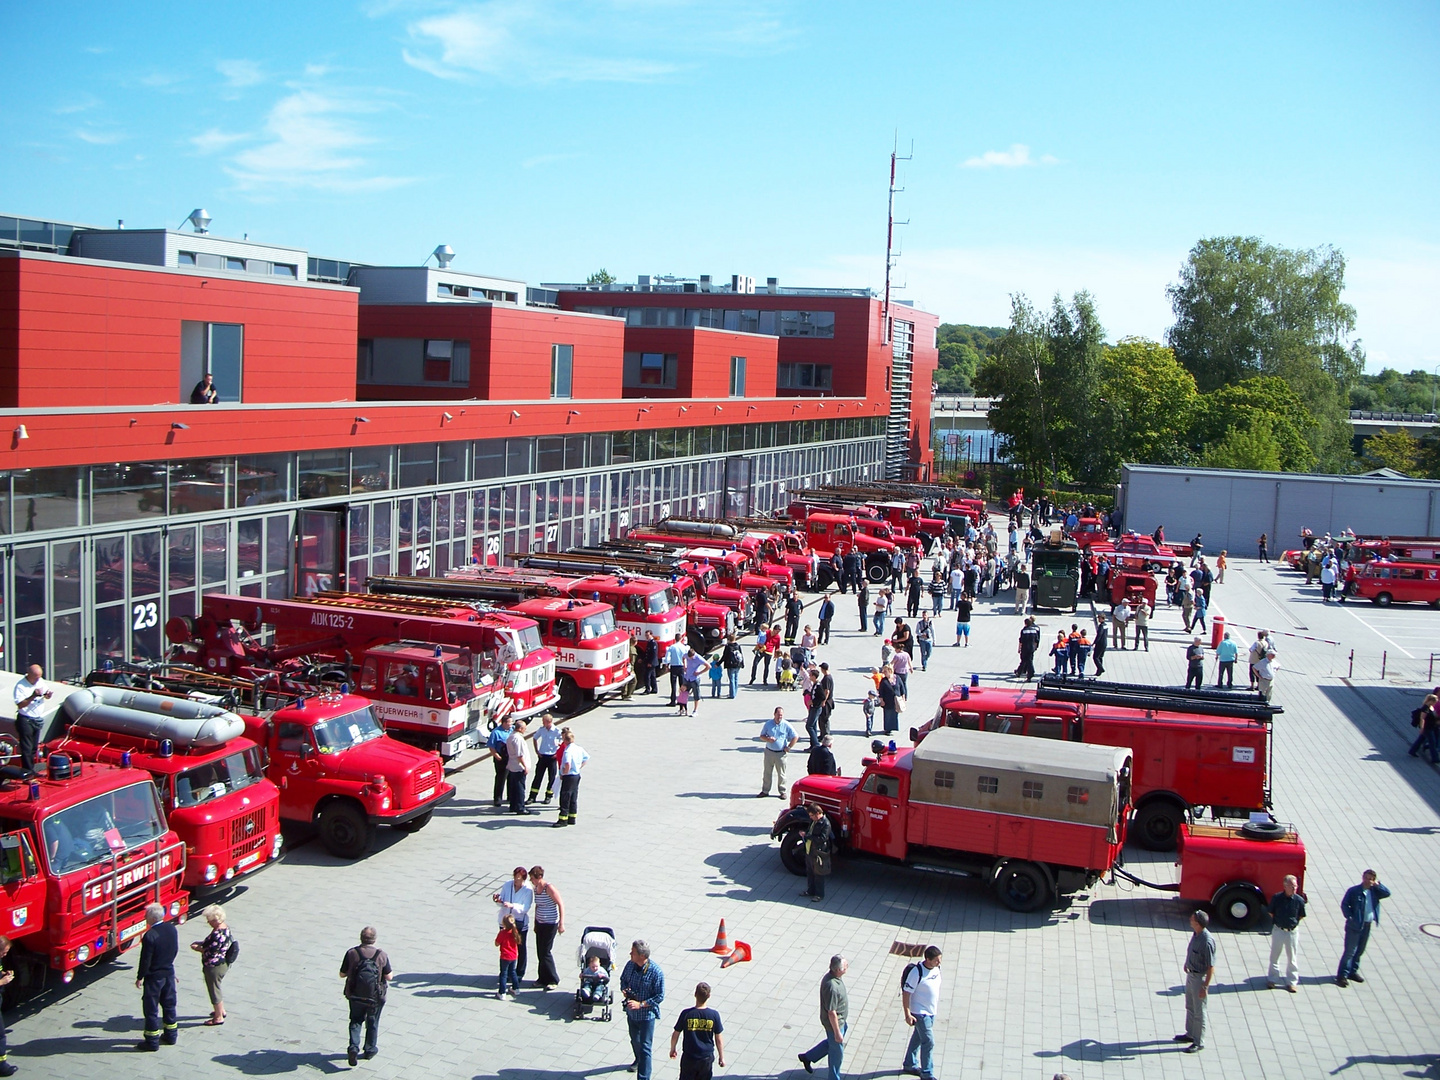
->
802;803;834;903
877;665;901;734
190;904;234;1026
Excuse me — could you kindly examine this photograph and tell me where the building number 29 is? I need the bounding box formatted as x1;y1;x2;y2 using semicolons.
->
132;601;160;631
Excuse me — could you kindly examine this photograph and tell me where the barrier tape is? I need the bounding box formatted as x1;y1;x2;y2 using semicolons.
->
1222;622;1341;646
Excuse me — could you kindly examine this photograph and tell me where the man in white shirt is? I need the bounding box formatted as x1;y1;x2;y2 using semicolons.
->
901;945;943;1080
505;720;531;816
13;664;54;772
555;726;589;828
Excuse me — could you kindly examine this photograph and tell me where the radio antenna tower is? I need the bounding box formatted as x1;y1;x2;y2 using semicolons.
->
883;135;912;345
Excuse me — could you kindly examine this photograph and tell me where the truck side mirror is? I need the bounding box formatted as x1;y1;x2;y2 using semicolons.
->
300;742;314;758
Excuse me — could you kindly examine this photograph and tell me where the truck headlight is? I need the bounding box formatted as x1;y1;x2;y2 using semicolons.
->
204;864;219;883
75;944;91;962
381;797;391;810
271;833;284;857
170;901;183;917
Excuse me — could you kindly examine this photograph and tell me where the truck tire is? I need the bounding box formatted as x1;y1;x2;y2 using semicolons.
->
318;802;375;859
1374;592;1393;607
393;810;432;833
865;559;890;584
1133;801;1184;851
1212;883;1265;930
994;861;1050;912
1239;820;1288;841
779;828;808;877
557;675;583;716
0;735;18;769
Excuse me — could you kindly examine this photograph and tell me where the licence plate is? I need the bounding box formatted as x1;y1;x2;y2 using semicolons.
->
236;852;261;870
415;786;436;803
120;920;148;942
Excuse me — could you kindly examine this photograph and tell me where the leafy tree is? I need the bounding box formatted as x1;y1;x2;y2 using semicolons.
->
585;269;616;285
1093;338;1198;480
1202;420;1283;471
934;324;1006;394
973;296;1057;490
1166;236;1363;471
1045;292;1108;488
1189;376;1317;473
1361;428;1420;475
1350;369;1440;415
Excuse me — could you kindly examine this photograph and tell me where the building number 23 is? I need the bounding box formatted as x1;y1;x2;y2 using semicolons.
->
132;601;159;631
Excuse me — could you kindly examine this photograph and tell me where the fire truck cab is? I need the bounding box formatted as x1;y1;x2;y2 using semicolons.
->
0;755;187;999
48;685;283;891
1349;560;1440;606
498;559;691;649
771;727;1132;912
800;513;896;583
1105;557;1158;612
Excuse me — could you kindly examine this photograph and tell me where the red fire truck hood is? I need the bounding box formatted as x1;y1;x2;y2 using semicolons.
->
325;736;441;785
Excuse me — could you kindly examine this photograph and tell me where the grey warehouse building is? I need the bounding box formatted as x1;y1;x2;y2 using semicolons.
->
1117;464;1440;557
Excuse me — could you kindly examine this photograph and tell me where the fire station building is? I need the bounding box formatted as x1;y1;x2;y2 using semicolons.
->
0;213;937;681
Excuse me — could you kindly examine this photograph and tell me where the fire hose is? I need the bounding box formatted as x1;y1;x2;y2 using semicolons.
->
1107;865;1181;892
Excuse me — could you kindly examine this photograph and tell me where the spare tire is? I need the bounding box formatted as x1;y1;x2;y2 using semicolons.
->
1240;820;1288;841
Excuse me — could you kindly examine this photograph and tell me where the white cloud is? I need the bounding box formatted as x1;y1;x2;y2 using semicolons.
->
191;128;250;154
225;90;413;194
54;95;101;115
138;72;185;89
217;59;265;88
399;0;786;83
961;144;1059;169
75;129;125;145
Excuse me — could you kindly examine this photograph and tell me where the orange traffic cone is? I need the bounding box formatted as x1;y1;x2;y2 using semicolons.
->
710;919;732;954
719;941;751;968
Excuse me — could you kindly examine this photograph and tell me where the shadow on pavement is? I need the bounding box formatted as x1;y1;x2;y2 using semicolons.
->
472;1071;898;1080
278;828;406;867
1330;1053;1440;1077
1086;897;1189;929
213;1049;349;1074
391;971;492;998
1035;1037;1181;1062
1318;684;1440;817
11;1031;140;1056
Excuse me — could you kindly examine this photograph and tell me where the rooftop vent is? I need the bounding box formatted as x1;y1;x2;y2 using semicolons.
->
184;209;212;234
432;244;455;269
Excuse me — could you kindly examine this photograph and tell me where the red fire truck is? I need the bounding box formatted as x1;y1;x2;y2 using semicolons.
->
1347;560;1440;606
48;685;283;890
772;727;1133;912
795;513;898;583
138;675;454;859
641;518;821;589
810;493;947;553
914;677;1277;851
563;545;751;623
166;593;558;757
1176;820;1307;929
621;526;794;596
787;501;925;557
492;557;694;648
361;575;634;714
1103;557;1158;612
0;753;188;999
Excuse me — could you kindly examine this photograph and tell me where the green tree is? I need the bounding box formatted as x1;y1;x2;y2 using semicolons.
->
1045;292;1109;488
1093;338;1199;480
585;269;616;285
1166;236;1363;471
1202;420;1283;471
973;295;1056;490
936;340;981;393
1361;428;1420;475
1189;376;1317;472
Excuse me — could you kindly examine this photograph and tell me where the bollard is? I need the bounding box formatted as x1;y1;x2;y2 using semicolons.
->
1348;650;1354;679
1381;651;1387;679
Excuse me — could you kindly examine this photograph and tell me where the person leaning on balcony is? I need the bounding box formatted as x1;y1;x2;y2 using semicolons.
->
190;372;219;404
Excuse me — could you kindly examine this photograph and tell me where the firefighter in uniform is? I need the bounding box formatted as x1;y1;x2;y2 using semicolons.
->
135;903;179;1051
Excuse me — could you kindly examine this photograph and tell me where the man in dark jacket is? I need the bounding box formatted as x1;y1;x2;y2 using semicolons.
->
1336;869;1390;987
341;926;394;1066
751;591;771;637
807;663;835;746
830;551;846;593
135;903;179;1051
802;802;834;903
784;594;804;645
1091;619;1108;678
1016;618;1041;680
816;593;835;645
807;735;839;777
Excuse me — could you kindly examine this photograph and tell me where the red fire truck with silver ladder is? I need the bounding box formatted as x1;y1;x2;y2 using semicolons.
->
165;593;557;757
45;682;284;891
635;518;822;590
358;575;634;715
914;676;1277;851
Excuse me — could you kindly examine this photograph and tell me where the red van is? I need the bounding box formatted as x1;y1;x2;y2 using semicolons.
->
1348;560;1440;606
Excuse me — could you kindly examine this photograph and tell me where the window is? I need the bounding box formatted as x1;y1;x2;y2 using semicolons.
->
777;363;833;391
891;318;914;359
225;257;246;272
1029;717;1065;740
729;356;747;397
180;321;245;403
273;263;297;279
933;769;955;789
623;352;678;388
977;775;999;795
861;773;896;798
1067;786;1090;805
359;339;469;385
1022;780;1044;800
945;711;981;730
551;344;574;399
985;714;1021;734
779;310;836;338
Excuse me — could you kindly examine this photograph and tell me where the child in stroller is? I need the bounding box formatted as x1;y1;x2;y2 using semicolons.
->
776;653;796;690
574;926;615;1021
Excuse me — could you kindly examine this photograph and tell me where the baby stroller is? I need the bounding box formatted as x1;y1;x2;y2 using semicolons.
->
573;926;615;1021
776;654;796;690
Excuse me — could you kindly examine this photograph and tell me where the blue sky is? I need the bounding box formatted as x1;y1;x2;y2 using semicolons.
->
3;1;1437;370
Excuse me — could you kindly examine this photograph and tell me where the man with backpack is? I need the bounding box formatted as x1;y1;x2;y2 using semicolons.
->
340;926;393;1067
900;946;943;1080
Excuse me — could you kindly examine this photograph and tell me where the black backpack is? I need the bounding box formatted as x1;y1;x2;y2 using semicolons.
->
899;961;921;995
349;947;384;1003
224;936;240;965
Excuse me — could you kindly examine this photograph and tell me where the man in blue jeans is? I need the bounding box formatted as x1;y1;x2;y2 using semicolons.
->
901;946;943;1079
1336;869;1391;987
621;940;665;1079
798;954;848;1079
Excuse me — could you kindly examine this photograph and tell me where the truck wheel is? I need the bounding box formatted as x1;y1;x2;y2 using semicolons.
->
393;810;432;833
1212;884;1265;930
0;735;18;769
994;861;1050;912
1133;801;1183;851
318;802;375;859
779;829;808;876
866;561;890;584
557;675;583;716
1374;592;1393;607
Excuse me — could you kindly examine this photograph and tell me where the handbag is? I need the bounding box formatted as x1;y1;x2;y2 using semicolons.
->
811;851;832;876
896;695;907;714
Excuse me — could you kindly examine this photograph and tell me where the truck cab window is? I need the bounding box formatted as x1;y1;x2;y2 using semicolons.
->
1028;718;1064;740
986;714;1021;735
861;773;896;798
946;711;981;730
424;665;445;702
553;620;576;640
277;722;308;754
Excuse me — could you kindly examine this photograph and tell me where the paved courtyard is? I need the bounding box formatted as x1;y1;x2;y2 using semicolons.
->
7;534;1440;1080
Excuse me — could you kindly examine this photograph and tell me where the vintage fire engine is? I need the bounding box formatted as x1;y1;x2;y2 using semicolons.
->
489;557;693;647
562;544;751;623
642;518;821;589
792;512;899;584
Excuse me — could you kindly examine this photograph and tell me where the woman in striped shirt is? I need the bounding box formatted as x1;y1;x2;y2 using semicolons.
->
529;866;566;989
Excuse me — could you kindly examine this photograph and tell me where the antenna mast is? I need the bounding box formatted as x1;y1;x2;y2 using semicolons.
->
883;135;912;344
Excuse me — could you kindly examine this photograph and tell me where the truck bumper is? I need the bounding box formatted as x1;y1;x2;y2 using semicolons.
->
593;672;636;702
372;783;456;826
513;688;561;722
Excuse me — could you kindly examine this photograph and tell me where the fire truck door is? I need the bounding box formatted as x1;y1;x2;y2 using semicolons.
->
274;722;321;819
853;772;906;859
0;831;44;940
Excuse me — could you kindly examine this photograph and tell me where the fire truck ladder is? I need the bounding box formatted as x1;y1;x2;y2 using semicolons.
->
1034;675;1282;723
515;552;671;580
308;590;488;619
364;574;564;607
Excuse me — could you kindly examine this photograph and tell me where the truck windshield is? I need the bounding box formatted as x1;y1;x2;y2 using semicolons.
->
312;708;386;753
173;747;267;808
513;624;544;655
41;781;167;875
443;656;476;701
578;611;616;640
648;588;679;615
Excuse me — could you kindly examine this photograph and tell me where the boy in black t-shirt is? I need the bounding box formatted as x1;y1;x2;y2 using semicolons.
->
669;981;725;1080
